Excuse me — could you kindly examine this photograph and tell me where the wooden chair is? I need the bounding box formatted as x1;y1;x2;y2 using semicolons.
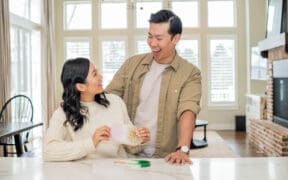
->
0;95;34;157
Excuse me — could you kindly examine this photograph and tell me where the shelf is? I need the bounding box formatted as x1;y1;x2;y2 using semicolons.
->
258;33;288;58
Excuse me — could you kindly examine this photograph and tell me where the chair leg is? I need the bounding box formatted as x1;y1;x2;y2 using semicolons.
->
24;144;28;152
3;145;8;157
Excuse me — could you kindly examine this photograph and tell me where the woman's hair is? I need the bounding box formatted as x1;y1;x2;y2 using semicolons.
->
61;57;109;131
149;9;182;38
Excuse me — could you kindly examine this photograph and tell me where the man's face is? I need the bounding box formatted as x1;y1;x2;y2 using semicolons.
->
147;22;180;64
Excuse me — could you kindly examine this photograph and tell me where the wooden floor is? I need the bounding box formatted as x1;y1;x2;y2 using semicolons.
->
216;130;266;157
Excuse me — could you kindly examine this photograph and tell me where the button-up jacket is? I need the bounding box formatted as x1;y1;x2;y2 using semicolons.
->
105;52;201;157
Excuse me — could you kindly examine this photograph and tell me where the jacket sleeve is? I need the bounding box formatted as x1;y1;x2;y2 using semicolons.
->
42;108;95;162
105;57;131;98
177;65;202;120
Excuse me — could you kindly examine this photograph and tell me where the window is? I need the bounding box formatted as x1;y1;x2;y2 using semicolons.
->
64;1;92;30
56;0;242;110
176;39;199;67
208;37;236;106
207;0;235;27
65;39;91;60
172;0;199;27
136;39;150;54
101;1;127;29
9;0;42;134
136;1;162;28
101;40;126;87
9;0;41;23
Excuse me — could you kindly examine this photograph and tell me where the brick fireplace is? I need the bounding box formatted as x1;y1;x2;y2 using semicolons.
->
248;33;288;156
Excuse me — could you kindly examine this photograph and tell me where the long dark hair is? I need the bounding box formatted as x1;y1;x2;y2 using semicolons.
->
61;57;109;131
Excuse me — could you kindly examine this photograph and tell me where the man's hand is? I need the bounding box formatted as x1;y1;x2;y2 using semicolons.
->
164;151;192;165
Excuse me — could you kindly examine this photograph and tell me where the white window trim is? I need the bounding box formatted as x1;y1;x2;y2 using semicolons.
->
10;13;41;30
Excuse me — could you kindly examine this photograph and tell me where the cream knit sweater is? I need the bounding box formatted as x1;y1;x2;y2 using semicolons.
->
43;94;135;161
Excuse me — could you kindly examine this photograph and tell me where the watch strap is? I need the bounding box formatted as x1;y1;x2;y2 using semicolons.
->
175;146;189;155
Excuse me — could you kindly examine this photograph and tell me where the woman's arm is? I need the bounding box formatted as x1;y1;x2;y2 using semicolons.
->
43;108;95;162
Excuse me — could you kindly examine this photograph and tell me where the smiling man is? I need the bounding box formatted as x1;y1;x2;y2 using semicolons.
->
106;9;202;165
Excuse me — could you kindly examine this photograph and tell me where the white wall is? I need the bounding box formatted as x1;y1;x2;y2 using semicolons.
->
246;0;267;95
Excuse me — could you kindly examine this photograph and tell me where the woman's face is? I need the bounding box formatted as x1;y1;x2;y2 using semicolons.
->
84;63;103;96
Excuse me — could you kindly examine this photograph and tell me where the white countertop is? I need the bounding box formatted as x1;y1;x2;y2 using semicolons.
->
0;157;287;180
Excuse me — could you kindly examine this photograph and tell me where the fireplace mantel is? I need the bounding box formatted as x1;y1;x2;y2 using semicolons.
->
258;33;288;58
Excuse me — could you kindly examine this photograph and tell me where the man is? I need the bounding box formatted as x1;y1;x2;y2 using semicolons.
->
106;9;201;164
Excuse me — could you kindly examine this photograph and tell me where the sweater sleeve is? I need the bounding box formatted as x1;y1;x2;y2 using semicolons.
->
114;95;144;154
43;107;95;162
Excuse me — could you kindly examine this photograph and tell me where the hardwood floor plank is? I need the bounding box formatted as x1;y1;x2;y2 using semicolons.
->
216;130;266;157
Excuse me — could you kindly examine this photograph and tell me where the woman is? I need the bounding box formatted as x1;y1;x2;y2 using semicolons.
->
43;57;150;161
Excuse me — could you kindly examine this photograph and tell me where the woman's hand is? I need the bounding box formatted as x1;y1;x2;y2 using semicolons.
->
92;125;111;146
135;127;150;144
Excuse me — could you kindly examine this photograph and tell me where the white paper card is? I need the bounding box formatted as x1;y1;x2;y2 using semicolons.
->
110;123;142;146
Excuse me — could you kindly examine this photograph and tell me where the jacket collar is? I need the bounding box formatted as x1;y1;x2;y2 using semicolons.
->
140;51;181;72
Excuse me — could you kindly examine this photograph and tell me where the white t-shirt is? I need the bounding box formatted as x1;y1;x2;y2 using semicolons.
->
134;60;168;157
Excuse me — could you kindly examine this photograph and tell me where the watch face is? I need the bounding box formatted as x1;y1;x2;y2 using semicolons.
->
181;146;189;153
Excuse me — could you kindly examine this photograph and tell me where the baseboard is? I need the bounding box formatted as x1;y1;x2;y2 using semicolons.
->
205;123;235;130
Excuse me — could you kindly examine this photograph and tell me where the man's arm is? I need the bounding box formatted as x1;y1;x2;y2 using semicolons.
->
165;63;201;165
164;111;195;165
177;110;195;149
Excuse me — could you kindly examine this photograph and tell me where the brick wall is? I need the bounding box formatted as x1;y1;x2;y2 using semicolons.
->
248;119;288;156
248;46;288;156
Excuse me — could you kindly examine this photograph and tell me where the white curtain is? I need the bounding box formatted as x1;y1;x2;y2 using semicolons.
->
41;0;57;128
0;0;11;109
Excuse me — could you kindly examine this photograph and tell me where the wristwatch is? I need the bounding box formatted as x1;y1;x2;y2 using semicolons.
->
175;145;189;155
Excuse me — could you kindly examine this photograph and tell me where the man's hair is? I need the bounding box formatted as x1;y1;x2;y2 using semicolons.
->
149;9;182;38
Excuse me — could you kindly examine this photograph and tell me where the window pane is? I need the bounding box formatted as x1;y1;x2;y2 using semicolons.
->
136;2;162;28
102;41;126;87
101;3;127;29
177;40;199;67
209;39;235;103
64;2;92;30
9;0;29;19
208;0;235;27
10;28;31;95
9;0;41;24
136;40;150;54
65;41;90;60
30;0;41;23
172;1;199;27
10;26;42;123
